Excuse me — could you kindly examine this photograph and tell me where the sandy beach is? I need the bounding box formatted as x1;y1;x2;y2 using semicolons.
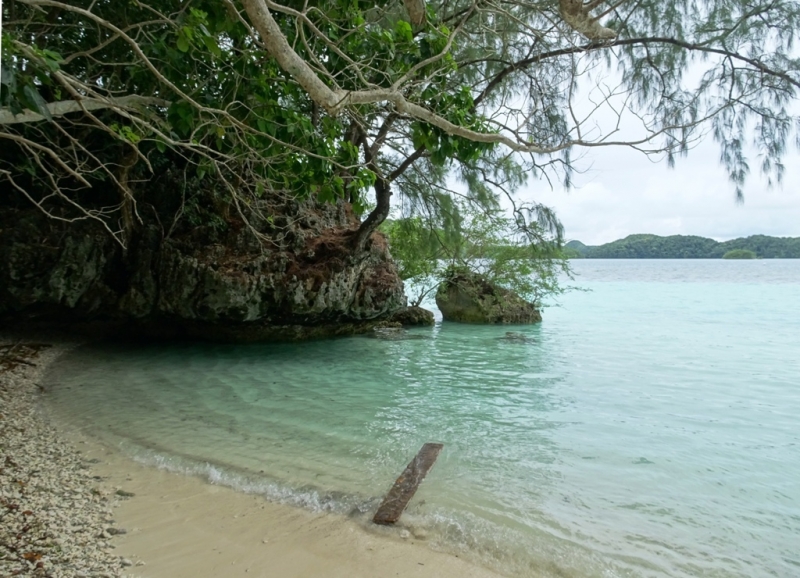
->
1;338;506;578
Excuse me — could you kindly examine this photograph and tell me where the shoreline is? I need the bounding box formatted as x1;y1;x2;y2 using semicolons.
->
1;337;507;578
1;338;131;577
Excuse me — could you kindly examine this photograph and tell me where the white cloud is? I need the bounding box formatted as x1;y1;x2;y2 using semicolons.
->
523;140;800;245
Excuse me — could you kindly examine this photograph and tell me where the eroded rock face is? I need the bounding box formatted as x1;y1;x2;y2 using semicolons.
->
0;199;406;341
435;270;541;324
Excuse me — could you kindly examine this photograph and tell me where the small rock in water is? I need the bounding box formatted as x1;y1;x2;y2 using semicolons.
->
498;331;535;343
370;327;427;341
115;490;135;498
399;529;411;539
107;527;127;535
120;558;133;567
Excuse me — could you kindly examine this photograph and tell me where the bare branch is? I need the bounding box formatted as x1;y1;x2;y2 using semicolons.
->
0;95;170;125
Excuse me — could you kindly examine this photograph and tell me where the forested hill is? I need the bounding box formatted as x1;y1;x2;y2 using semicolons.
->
566;235;800;258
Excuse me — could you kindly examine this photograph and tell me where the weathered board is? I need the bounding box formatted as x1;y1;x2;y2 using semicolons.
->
372;442;443;525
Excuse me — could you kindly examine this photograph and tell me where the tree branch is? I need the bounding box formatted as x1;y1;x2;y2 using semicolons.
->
474;35;800;109
240;0;554;152
0;95;170;125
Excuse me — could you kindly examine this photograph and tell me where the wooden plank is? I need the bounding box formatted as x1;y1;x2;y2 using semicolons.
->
373;442;443;525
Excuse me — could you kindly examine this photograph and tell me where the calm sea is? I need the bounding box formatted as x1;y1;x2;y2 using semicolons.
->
46;260;800;578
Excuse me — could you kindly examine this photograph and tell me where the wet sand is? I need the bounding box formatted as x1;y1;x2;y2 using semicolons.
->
80;440;507;578
3;337;507;578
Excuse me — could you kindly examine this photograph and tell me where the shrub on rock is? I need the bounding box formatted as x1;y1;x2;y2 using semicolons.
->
435;268;541;324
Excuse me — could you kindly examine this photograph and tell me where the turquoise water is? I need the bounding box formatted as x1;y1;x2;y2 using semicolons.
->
46;260;800;578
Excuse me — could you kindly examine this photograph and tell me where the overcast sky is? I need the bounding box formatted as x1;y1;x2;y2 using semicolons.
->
520;129;800;246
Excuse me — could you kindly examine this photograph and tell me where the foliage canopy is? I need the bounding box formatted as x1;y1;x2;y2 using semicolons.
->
722;248;757;259
383;205;571;307
1;0;799;273
568;234;800;258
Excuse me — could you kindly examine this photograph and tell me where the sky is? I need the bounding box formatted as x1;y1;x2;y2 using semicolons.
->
514;99;800;246
519;137;800;246
502;49;800;246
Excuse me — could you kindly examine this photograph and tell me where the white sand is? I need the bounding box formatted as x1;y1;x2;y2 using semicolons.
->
12;337;508;578
67;427;508;578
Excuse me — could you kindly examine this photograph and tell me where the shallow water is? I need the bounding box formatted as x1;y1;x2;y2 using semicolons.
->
46;260;800;578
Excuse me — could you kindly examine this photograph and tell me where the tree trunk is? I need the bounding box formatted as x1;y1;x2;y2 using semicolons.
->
354;176;390;251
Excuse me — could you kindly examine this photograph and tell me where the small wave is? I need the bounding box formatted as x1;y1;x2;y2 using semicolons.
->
130;447;376;516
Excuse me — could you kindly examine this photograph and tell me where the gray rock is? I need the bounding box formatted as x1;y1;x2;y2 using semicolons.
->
0;199;406;341
498;331;536;343
389;306;435;326
435;269;541;324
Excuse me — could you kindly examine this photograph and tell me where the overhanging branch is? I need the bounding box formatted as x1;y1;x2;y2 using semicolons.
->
0;95;170;125
240;0;551;153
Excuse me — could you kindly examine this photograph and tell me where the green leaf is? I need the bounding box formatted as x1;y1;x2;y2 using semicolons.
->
202;35;221;57
0;62;17;91
395;21;413;42
9;99;23;116
23;85;52;121
42;49;63;61
177;34;190;53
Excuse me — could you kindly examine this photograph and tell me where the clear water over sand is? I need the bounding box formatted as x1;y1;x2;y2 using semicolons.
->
47;260;800;577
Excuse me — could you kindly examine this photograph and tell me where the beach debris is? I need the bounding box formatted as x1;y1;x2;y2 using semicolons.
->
0;340;129;578
373;442;443;525
0;342;51;373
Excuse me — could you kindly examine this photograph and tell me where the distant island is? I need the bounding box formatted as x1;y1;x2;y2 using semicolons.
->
565;234;800;259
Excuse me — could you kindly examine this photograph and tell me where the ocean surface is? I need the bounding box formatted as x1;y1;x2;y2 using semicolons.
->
45;260;800;578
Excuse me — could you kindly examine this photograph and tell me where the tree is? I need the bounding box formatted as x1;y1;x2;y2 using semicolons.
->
570;234;800;258
381;216;445;306
384;204;570;307
2;0;798;259
722;248;757;259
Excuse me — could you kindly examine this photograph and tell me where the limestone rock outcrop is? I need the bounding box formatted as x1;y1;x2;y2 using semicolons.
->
435;269;541;324
0;198;406;341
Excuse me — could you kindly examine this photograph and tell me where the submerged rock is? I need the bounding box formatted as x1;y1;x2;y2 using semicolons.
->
368;326;429;341
389;306;435;326
498;331;536;343
435;269;541;324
